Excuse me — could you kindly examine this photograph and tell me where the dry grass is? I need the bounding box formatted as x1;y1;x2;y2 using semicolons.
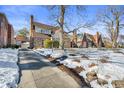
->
88;63;98;68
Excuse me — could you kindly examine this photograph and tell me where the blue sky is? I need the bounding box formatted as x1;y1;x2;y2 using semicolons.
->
0;5;123;36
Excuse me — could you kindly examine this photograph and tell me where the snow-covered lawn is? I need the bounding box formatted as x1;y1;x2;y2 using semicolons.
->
34;48;65;58
0;48;19;88
35;48;124;88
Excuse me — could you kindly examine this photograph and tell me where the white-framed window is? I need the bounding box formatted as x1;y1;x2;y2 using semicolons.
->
35;26;51;35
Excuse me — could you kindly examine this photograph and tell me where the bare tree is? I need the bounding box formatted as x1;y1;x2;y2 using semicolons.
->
58;5;65;49
45;5;87;49
97;6;124;48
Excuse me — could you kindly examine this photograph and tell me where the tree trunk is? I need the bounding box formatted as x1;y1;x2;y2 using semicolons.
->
112;15;120;48
59;5;65;50
115;15;119;48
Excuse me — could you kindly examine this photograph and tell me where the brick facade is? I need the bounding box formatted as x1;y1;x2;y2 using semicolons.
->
81;32;104;48
30;15;71;49
0;13;14;47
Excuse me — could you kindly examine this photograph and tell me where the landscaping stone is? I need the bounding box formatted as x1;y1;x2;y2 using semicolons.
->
100;58;108;63
86;71;97;77
74;66;85;73
81;55;89;59
69;54;76;56
86;71;97;82
88;63;98;68
112;80;124;88
97;78;108;85
72;59;80;63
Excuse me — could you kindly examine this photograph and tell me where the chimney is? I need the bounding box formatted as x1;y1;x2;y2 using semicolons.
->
30;15;34;49
30;15;33;30
30;15;34;37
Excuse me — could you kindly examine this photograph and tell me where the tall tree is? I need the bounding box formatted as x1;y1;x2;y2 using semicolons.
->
18;27;29;37
97;6;124;48
58;5;65;49
45;5;87;49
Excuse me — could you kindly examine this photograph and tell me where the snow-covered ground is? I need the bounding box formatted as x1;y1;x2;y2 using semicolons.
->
35;48;124;88
0;48;19;88
34;48;65;58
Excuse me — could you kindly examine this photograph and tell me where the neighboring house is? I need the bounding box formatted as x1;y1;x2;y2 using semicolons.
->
14;35;27;46
70;31;104;48
30;15;71;48
80;32;104;48
0;13;14;47
8;24;14;45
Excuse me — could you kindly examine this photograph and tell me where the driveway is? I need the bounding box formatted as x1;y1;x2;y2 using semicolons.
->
18;49;81;88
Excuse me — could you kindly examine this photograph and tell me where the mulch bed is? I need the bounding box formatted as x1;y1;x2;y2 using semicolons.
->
47;56;90;88
58;64;90;87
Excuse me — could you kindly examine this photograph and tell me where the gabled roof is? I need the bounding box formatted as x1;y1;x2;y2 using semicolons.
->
15;35;27;42
85;33;95;42
83;32;102;46
33;21;60;31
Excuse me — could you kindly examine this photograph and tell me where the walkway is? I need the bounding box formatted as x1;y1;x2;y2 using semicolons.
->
18;49;80;88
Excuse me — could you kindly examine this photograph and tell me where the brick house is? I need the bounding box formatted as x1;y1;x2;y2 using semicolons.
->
14;35;27;46
79;32;104;48
30;15;71;48
0;13;14;47
8;24;14;45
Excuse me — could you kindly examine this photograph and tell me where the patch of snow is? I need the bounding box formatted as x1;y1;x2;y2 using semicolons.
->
35;49;65;58
97;63;124;81
90;80;102;88
60;58;81;68
79;71;88;79
80;60;98;70
0;48;19;88
108;52;124;66
51;50;65;58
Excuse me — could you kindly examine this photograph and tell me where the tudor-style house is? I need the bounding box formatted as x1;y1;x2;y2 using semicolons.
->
0;13;14;47
30;15;71;48
78;32;104;48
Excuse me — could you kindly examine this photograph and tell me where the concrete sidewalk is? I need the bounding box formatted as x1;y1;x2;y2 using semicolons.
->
18;50;81;88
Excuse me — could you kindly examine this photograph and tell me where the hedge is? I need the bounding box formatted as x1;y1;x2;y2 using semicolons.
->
44;39;59;48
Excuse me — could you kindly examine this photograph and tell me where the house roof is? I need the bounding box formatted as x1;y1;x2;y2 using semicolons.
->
33;21;60;31
83;32;102;46
15;35;27;42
